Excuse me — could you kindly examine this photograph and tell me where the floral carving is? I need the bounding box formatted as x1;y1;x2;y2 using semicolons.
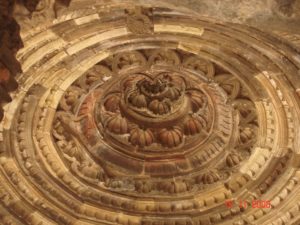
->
158;127;183;148
97;70;213;151
126;7;153;34
128;92;148;108
184;116;205;136
129;128;154;147
148;49;181;65
59;86;85;112
104;95;120;112
105;115;128;135
226;153;242;167
165;85;181;101
78;65;112;89
3;3;297;223
112;51;146;72
196;171;220;184
148;99;171;115
215;74;241;100
49;49;260;205
188;91;206;112
183;56;215;78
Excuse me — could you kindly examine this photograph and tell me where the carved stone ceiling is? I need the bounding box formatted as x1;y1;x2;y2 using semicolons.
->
0;0;300;225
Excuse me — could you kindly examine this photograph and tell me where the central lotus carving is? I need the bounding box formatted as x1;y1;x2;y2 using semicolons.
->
125;74;185;117
98;72;211;150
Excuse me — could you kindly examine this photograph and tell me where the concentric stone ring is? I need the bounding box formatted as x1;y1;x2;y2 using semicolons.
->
0;1;300;225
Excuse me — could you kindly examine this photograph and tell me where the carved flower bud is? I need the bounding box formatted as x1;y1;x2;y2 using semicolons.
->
129;128;154;147
129;92;147;108
184;116;204;136
239;126;255;144
135;181;152;193
149;99;170;115
158;127;183;148
226;153;242;167
60;86;84;112
104;95;120;112
200;171;219;184
106;115;128;134
165;85;181;101
189;92;205;112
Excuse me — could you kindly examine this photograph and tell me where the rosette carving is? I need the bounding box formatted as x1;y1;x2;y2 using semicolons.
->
112;51;146;72
126;7;153;34
215;74;241;100
148;49;181;65
123;74;186;118
97;70;214;152
4;4;297;224
49;49;259;215
77;65;112;89
183;56;215;78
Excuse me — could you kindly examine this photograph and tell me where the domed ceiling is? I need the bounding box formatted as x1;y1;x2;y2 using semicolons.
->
0;0;300;224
